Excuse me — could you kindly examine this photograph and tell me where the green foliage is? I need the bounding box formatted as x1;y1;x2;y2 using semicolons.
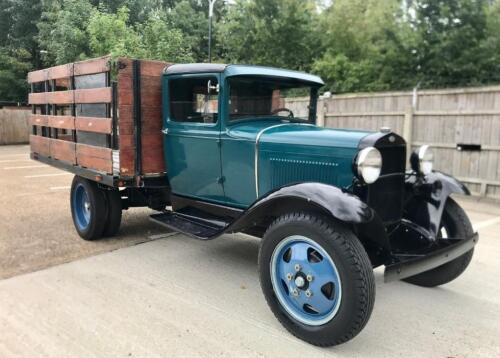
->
140;10;195;62
0;47;32;102
218;0;319;71
87;6;143;58
38;0;94;65
409;0;492;87
3;0;500;102
313;0;415;92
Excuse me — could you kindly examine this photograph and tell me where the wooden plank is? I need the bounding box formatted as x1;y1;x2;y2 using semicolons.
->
47;63;73;80
76;143;112;160
118;148;135;176
28;92;46;105
74;56;110;76
48;115;75;130
29;114;49;127
27;69;47;84
140;60;170;76
76;143;113;174
74;88;112;104
46;91;74;104
30;135;50;156
49;138;76;164
75;116;112;134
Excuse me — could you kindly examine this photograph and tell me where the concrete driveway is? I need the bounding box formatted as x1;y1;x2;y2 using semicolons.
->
0;145;499;357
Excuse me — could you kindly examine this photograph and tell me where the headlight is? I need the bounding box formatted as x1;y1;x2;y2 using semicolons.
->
411;145;434;175
356;147;382;184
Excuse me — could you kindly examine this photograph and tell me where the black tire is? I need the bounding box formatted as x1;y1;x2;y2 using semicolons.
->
404;197;474;287
258;212;375;347
70;176;106;241
102;189;122;237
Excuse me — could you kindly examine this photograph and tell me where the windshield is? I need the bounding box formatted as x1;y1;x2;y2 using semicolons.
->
228;76;318;122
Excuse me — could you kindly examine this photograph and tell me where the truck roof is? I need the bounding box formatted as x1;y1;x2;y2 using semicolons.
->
164;63;324;86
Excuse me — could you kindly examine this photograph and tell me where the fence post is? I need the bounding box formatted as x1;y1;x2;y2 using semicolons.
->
403;107;414;161
317;98;326;127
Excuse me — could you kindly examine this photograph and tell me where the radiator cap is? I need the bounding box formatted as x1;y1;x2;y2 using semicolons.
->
380;126;391;133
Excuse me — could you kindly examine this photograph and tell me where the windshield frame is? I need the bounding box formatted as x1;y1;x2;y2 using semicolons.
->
224;75;320;126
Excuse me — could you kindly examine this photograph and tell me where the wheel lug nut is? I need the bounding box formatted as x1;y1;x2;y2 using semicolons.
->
306;274;313;282
292;289;299;296
294;264;301;272
305;290;313;298
286;273;293;281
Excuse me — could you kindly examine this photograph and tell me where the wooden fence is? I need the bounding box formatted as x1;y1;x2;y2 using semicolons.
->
0;107;31;145
286;85;500;199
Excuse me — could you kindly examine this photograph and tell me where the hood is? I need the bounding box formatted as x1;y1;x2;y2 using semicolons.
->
227;121;372;151
227;121;375;195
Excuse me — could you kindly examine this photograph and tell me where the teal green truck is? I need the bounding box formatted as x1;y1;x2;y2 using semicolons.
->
29;60;478;347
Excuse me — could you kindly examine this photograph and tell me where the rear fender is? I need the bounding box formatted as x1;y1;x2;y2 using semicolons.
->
227;182;390;250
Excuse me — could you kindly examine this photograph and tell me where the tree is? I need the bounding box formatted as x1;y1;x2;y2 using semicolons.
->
140;10;194;62
312;0;415;93
218;0;319;71
38;0;94;65
409;0;490;87
0;47;32;102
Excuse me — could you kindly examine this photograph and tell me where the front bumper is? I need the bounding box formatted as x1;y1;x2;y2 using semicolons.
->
384;232;478;282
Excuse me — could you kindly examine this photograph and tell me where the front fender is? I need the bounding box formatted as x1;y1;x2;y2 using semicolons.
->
404;171;470;237
227;182;390;249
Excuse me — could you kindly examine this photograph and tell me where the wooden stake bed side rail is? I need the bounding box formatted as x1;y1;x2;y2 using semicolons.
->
28;56;171;187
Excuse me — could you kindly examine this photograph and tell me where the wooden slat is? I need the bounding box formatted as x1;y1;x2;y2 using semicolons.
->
76;143;112;173
74;56;110;76
29;114;49;127
74;88;112;104
48;115;74;130
76;143;112;159
75;116;112;134
30;135;50;156
27;69;47;84
28;92;46;105
49;138;76;164
140;60;170;76
47;63;73;80
118;148;135;176
46;91;74;104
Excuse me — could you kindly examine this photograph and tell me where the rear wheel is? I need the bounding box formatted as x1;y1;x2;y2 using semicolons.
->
102;189;122;237
403;197;474;287
259;212;375;347
70;176;106;241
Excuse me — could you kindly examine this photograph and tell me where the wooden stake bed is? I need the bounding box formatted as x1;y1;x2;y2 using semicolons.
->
27;56;172;187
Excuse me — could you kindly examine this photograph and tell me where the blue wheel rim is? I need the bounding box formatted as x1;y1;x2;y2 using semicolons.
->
72;183;91;230
270;235;342;326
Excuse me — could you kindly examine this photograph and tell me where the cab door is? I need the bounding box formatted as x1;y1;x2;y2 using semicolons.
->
163;73;224;203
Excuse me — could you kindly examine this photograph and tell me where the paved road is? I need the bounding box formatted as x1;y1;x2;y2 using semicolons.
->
0;145;499;357
0;145;164;279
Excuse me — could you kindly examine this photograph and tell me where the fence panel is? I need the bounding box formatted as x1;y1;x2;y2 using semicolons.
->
0;107;31;145
286;86;500;199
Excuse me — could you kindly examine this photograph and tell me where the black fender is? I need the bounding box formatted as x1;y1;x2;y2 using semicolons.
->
404;171;470;237
227;182;390;250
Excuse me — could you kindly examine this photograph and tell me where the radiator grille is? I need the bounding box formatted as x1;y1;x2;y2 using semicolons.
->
270;157;339;188
365;145;406;223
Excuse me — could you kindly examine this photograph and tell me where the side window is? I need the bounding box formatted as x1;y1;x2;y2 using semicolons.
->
169;76;219;124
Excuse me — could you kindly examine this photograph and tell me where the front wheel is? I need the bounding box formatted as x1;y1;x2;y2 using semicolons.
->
403;197;474;287
258;212;375;347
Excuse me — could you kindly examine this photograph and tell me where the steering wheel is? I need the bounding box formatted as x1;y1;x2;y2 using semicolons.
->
271;107;294;118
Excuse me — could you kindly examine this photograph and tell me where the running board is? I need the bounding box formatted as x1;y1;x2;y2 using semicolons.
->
150;212;228;240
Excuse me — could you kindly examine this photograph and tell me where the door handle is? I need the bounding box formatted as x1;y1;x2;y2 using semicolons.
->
162;128;169;135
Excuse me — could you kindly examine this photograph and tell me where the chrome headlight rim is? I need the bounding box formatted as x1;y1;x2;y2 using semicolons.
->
355;147;382;184
411;145;434;175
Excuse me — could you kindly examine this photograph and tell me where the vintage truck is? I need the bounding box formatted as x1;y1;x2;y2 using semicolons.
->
28;57;478;347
